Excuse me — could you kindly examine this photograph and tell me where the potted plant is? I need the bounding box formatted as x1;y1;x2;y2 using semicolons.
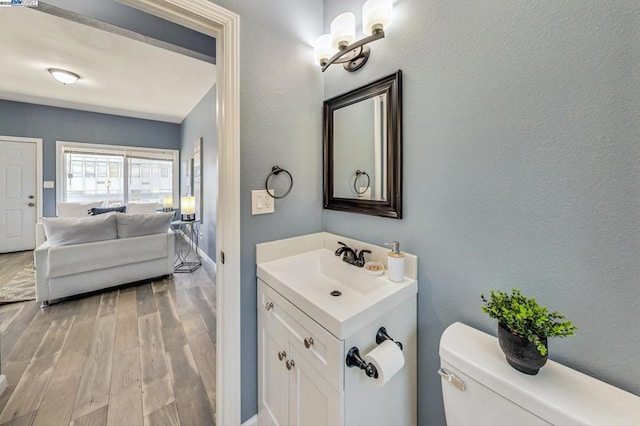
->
481;289;577;375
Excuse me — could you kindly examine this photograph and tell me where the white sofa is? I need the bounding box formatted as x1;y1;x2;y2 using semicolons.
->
34;212;175;306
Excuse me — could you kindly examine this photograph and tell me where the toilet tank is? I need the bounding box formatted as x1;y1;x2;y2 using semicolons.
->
439;322;640;426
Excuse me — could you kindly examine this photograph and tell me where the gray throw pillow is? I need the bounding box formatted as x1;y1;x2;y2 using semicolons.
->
90;206;126;215
116;212;174;239
41;213;118;246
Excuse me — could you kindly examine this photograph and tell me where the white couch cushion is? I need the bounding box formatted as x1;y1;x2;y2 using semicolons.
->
41;213;118;247
47;232;170;278
116;212;174;238
57;201;104;217
126;202;159;214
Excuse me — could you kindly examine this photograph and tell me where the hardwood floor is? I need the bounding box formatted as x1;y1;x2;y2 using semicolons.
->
0;252;217;426
0;252;32;285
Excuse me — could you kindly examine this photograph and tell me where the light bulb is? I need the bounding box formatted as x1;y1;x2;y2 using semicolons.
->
330;12;356;50
362;0;393;36
314;34;335;66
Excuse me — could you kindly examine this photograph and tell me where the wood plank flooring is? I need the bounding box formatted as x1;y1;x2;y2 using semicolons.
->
0;252;32;286
0;251;217;426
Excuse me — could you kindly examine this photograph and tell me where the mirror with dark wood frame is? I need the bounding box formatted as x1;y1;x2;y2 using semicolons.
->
323;70;402;218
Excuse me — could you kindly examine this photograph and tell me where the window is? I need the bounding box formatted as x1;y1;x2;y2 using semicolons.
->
85;161;95;177
57;142;179;207
109;162;120;178
71;161;83;177
140;164;150;178
97;161;108;178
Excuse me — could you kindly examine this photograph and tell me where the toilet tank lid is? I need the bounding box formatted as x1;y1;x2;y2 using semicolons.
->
439;322;640;426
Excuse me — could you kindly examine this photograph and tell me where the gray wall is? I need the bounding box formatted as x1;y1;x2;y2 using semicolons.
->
6;2;636;424
322;1;640;425
0;99;180;217
43;0;216;59
180;85;217;259
206;0;325;421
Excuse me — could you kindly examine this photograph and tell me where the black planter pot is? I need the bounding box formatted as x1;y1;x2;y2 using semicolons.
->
498;323;548;375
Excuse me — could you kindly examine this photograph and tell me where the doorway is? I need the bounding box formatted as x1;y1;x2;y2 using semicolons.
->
0;136;43;254
0;0;240;423
117;1;241;424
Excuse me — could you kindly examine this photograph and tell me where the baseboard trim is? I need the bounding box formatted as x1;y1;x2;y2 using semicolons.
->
199;247;217;273
242;414;257;426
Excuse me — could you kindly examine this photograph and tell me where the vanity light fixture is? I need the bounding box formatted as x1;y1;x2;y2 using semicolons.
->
48;68;80;85
314;0;393;72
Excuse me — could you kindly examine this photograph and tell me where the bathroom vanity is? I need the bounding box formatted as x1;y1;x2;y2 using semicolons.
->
256;233;418;426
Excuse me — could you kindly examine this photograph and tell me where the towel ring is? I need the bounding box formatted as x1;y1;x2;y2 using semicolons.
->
353;170;370;195
265;166;293;199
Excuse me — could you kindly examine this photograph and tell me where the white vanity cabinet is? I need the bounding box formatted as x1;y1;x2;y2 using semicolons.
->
258;280;344;425
257;277;417;426
256;234;418;426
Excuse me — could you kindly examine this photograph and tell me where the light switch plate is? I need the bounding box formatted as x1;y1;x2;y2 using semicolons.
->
43;181;55;189
252;189;275;215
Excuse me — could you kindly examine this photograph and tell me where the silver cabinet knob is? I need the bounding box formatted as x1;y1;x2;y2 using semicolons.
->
265;302;274;311
28;202;35;207
278;350;286;361
286;359;295;370
304;337;314;349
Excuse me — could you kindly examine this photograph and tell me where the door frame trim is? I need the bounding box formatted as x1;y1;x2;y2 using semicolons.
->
1;135;43;221
114;1;241;424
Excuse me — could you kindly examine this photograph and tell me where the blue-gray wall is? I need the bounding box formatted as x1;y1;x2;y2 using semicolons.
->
207;0;325;421
0;99;180;217
5;2;636;425
180;85;217;259
43;0;216;59
322;1;640;425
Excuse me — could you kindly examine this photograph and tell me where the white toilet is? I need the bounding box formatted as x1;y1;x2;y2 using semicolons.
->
439;322;640;425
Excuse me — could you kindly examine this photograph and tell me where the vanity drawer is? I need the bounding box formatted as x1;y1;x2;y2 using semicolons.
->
258;280;344;391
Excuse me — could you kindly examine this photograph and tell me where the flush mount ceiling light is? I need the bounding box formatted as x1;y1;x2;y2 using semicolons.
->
314;0;393;72
48;68;80;85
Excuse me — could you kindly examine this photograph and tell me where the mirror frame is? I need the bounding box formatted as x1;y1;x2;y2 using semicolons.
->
323;70;402;218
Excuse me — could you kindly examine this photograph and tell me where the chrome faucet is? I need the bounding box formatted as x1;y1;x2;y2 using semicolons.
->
335;241;371;267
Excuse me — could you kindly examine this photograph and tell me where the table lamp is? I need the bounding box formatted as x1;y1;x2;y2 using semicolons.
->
181;196;196;221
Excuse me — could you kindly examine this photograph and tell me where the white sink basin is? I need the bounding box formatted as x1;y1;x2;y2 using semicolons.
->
257;248;417;339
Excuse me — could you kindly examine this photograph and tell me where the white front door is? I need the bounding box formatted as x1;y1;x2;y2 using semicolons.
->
0;140;37;253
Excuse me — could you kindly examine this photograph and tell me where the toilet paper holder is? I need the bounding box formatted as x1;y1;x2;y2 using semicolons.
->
376;327;403;350
345;347;379;378
345;327;404;379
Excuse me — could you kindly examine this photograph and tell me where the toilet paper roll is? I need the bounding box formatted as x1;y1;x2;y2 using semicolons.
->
364;339;405;387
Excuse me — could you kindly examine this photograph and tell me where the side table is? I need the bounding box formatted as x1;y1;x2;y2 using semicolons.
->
170;219;202;273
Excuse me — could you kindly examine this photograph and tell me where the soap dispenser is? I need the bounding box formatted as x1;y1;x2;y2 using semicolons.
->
385;241;405;282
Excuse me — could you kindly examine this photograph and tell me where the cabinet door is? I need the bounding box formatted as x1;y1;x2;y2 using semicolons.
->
258;313;290;426
288;345;343;426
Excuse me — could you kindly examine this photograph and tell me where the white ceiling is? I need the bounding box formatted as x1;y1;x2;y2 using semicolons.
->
0;6;216;123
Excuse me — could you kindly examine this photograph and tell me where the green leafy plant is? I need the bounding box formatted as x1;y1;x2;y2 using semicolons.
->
481;289;577;356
